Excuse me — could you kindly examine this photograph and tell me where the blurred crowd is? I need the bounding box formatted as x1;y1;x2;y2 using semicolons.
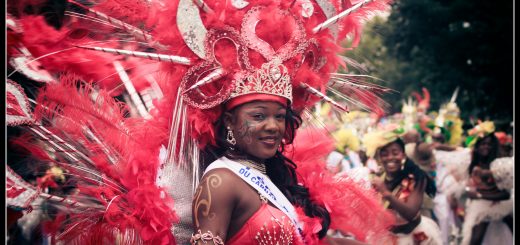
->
315;88;513;244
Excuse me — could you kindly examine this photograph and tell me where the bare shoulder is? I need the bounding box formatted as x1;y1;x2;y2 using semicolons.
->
194;168;243;203
192;168;244;233
201;168;243;188
203;167;240;179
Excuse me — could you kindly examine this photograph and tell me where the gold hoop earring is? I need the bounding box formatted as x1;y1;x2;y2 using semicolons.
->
227;127;236;146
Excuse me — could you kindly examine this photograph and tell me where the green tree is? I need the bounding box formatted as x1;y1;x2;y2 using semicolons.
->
346;0;513;131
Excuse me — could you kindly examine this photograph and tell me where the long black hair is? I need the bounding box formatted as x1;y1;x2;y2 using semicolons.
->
203;104;331;238
468;133;499;174
380;139;437;198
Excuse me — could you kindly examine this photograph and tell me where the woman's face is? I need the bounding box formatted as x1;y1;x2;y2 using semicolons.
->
378;141;406;175
225;101;287;161
477;136;493;157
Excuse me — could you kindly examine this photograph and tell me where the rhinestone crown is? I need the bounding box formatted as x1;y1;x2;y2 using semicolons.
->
229;58;293;102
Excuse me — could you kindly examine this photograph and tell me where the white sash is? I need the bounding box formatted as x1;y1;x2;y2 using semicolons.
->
204;157;304;238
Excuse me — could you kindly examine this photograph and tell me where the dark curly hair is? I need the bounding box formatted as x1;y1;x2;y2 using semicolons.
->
202;103;331;238
468;133;499;174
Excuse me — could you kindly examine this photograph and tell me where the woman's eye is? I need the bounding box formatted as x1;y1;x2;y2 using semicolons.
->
252;114;265;120
276;114;285;120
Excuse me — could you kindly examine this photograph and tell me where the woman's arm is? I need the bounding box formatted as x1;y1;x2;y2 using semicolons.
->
467;188;510;201
381;179;427;222
191;169;237;244
468;168;510;201
480;189;510;200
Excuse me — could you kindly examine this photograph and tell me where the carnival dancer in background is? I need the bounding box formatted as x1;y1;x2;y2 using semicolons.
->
461;121;513;245
365;125;442;244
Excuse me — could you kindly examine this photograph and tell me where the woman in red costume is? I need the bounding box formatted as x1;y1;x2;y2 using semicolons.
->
191;93;337;244
182;0;395;244
7;0;394;244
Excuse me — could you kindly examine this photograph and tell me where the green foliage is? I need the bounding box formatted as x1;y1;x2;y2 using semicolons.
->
345;0;513;132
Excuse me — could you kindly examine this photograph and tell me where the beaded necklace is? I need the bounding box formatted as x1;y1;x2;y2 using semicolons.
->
237;159;267;175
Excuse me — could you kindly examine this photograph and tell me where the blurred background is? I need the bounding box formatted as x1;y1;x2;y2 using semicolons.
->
343;0;513;132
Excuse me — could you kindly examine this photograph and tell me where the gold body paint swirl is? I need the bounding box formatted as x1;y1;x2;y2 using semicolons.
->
193;174;222;228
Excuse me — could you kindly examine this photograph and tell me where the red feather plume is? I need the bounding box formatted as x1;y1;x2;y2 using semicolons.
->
286;127;395;242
